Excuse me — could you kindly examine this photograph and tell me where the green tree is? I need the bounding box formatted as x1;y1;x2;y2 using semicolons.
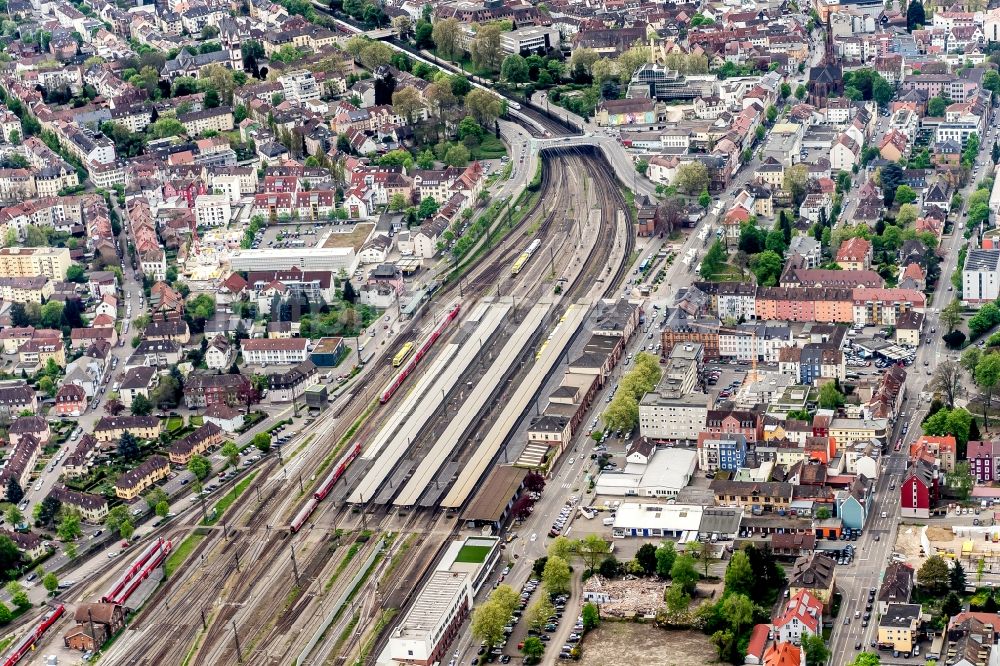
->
548;535;574;561
928;95;950;117
188;454;211;480
0;601;11;624
543;555;571;595
975;353;1000;422
117;431;140;460
521;636;545;663
698;189;711;209
963;347;983;374
795;84;807;100
57;512;82;541
917;555;950;594
721;593;754;633
3;506;20;527
636;543;658;576
815;506;831;520
655;541;677;578
848;652;881;666
802;634;831;666
526;597;555;631
818;382;846;409
724;550;754;595
750;250;783;286
500;54;529;84
700;239;728;280
670;553;699;594
5;479;22;507
950;560;967;591
950;461;974;500
65;264;86;282
894;184;917;205
906;0;925;30
665;583;691;615
42;573;58;595
130;393;152;416
221;441;240;468
149;117;186;138
872;77;894;106
472;598;509;649
581;602;600;630
36;496;60;525
5;582;28;610
676;162;710;195
252;432;271;453
155;500;170;517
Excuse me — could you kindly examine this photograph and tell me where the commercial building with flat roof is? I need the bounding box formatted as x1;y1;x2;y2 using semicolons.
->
594;447;697;499
229;247;357;274
611;502;704;539
388;536;500;666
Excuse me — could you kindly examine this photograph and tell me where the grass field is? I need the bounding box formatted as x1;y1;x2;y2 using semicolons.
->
472;135;507;160
455;544;490;564
165;417;184;432
204;472;258;526
165;534;204;577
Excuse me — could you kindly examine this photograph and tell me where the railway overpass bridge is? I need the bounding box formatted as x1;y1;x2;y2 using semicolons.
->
530;135;659;199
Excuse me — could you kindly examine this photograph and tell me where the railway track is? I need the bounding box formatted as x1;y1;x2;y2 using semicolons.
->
93;144;632;666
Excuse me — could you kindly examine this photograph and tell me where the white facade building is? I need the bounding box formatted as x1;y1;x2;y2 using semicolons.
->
194;194;232;227
963;248;1000;306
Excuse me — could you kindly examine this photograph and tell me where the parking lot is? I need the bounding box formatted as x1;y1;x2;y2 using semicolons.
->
255;224;326;250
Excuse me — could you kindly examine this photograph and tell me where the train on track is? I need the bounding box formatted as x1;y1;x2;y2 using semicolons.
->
290;440;363;533
101;537;173;606
379;304;461;405
1;604;64;666
511;238;542;276
391;342;414;368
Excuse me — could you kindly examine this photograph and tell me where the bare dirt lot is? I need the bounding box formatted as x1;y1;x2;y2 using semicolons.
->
577;624;724;666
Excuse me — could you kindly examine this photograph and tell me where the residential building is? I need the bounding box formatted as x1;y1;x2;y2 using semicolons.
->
877;562;915;615
241;338;309;365
963;248;1000;306
168;422;224;465
202;404;244;433
877;603;922;653
900;458;939;519
194;194;232;227
118;366;157;409
114;455;169;500
54;383;87;416
968;439;1000;483
278;70;321;104
205;335;234;370
774;589;823;645
836;237;873;270
183;373;252;408
788;553;837;604
0;247;71;280
93;416;162;443
267;360;319;402
48;486;108;523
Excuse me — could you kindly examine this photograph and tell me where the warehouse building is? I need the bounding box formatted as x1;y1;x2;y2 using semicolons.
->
388;536;500;665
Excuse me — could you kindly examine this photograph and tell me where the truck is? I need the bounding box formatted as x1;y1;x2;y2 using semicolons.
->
602;517;615;526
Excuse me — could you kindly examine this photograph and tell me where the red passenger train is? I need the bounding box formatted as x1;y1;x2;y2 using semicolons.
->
380;304;461;404
289;440;363;533
290;303;462;532
2;604;65;666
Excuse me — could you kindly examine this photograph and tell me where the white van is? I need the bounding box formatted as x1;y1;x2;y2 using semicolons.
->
602;517;615;526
